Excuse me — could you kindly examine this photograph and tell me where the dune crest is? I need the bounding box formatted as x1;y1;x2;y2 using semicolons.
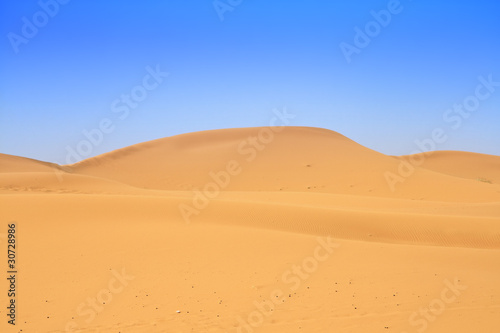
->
59;126;500;202
0;153;65;173
402;150;500;184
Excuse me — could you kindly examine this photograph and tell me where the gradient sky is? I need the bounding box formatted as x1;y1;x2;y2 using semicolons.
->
1;0;499;164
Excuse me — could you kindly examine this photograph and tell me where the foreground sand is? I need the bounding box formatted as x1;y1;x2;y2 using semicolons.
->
1;127;499;332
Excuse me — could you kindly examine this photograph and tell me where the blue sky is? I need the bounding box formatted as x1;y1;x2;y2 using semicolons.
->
1;0;499;164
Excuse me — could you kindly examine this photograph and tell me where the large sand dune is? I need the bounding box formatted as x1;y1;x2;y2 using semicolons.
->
402;150;500;184
1;127;499;332
68;127;500;202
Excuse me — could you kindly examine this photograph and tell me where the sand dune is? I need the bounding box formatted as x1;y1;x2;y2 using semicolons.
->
0;172;144;195
0;153;65;173
67;127;500;202
1;127;499;333
403;150;500;184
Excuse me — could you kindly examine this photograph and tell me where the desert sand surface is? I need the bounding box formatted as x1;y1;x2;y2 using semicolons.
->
1;126;499;333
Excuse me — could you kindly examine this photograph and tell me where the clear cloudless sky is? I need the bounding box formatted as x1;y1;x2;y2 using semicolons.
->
1;0;499;163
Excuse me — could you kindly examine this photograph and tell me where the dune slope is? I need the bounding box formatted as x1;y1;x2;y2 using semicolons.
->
1;126;499;333
67;127;500;202
0;153;65;173
402;150;500;184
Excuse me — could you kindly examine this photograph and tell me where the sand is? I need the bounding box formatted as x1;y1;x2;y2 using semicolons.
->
1;126;499;332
